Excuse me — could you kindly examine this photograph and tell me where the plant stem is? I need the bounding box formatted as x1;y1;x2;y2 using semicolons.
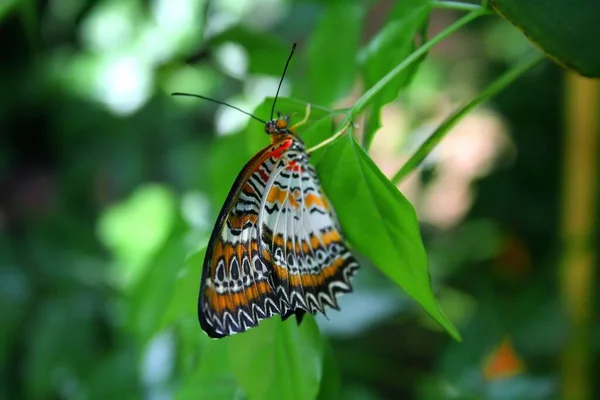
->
307;122;350;154
341;10;486;128
433;1;492;13
559;72;598;400
391;50;546;184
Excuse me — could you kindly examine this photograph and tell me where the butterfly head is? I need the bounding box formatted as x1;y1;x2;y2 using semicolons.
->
265;112;293;136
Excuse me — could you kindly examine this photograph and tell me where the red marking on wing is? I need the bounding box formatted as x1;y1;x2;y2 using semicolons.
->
248;137;294;183
257;167;270;183
265;138;293;160
286;160;303;172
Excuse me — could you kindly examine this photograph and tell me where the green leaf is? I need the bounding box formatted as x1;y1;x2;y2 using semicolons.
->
302;114;337;151
84;349;140;399
160;248;206;329
126;231;189;341
177;337;244;400
360;0;432;148
316;344;342;400
312;132;460;340
361;0;432;104
227;316;324;400
0;0;20;22
19;0;38;50
306;2;365;105
491;0;600;77
25;295;104;398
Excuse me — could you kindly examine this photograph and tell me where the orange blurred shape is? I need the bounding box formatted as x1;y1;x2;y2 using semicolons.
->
492;234;533;283
483;337;525;380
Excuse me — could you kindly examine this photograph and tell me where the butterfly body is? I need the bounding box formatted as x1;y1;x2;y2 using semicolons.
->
199;114;359;338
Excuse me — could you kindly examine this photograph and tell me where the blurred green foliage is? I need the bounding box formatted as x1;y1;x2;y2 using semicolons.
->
1;0;598;399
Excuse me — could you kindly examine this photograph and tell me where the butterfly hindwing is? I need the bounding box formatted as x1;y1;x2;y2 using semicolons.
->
258;139;359;317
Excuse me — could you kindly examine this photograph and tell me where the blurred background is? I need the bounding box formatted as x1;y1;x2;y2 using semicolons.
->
1;0;598;399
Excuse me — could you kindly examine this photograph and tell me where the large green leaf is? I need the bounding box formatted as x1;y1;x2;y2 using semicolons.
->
316;344;342;400
491;0;600;77
177;336;244;400
360;0;432;148
227;316;324;400
310;131;460;340
306;2;365;105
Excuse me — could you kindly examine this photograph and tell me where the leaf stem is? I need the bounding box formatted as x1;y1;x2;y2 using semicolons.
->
433;1;492;13
391;50;546;184
307;122;351;154
342;10;486;128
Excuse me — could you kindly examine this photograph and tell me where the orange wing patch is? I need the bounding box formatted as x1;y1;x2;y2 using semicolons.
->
271;229;341;254
273;257;346;288
267;186;301;209
304;192;328;211
227;213;258;231
204;280;274;313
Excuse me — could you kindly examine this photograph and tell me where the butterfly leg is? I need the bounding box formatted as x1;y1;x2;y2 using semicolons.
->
290;103;311;132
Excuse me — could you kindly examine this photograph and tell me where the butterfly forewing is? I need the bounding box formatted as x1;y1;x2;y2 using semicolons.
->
199;146;289;338
199;135;358;338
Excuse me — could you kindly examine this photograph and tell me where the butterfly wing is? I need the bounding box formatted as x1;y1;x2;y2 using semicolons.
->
199;143;292;338
199;135;359;338
258;139;359;317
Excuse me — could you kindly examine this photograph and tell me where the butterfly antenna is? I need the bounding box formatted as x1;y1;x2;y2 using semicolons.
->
270;43;297;120
171;92;267;124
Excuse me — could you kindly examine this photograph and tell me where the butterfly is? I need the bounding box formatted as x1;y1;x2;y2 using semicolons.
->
174;44;359;338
